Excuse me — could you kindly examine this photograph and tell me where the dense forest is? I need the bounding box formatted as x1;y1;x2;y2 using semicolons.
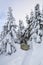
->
0;4;43;55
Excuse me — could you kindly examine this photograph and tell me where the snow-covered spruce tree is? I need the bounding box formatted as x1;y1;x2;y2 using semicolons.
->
21;15;30;42
2;7;17;39
17;20;25;44
34;4;42;43
0;7;17;55
30;10;35;32
24;4;41;42
25;15;30;39
35;4;41;20
40;7;43;29
38;6;43;41
4;7;17;39
6;7;17;31
5;7;17;54
35;4;41;28
25;11;35;40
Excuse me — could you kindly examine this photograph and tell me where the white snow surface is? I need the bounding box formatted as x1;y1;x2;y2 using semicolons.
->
0;44;27;65
22;37;43;65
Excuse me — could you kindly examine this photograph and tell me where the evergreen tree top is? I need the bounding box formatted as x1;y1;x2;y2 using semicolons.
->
35;4;40;10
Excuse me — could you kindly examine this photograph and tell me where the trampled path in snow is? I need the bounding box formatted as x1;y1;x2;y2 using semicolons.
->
22;48;33;65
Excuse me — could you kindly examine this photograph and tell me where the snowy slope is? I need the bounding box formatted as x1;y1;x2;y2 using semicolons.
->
22;36;43;65
29;43;43;65
0;44;27;65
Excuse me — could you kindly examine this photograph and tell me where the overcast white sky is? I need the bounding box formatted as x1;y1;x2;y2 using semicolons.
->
0;0;43;32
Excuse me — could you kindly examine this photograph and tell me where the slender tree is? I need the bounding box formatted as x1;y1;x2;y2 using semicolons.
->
17;20;25;44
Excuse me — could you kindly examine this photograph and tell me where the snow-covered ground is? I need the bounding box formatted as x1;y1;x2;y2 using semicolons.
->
22;37;43;65
0;44;29;65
